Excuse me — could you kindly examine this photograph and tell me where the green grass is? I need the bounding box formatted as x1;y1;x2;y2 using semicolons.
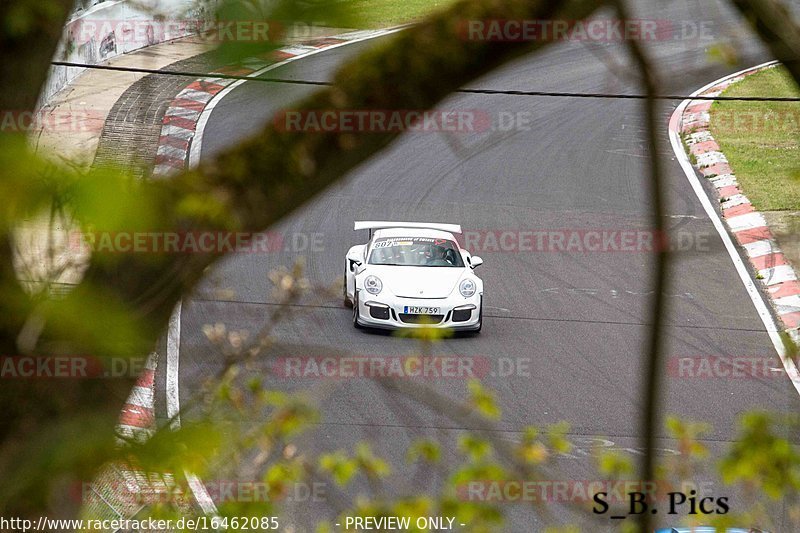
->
708;66;800;211
342;0;460;28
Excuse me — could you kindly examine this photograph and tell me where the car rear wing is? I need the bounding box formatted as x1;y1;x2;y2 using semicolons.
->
354;221;462;238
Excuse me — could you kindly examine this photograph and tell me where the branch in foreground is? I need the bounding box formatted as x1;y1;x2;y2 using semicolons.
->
25;0;604;357
612;0;670;531
732;0;800;82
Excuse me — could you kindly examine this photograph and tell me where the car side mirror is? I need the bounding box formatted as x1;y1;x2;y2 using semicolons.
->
347;244;366;270
470;256;483;268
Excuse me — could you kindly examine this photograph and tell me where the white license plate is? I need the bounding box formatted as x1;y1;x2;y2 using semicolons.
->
404;306;440;314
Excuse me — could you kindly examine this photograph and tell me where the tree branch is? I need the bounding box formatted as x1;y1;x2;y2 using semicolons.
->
732;0;800;82
611;0;670;532
0;0;74;109
26;0;605;356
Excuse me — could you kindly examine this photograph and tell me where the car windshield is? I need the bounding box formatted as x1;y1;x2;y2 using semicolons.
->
368;237;464;267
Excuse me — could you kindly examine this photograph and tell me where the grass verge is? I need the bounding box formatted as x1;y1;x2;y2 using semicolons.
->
343;0;459;28
708;66;800;211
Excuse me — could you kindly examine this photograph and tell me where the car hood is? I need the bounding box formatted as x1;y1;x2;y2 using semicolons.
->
365;265;465;298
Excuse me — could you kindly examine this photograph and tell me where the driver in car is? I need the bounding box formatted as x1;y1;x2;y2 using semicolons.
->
426;244;453;265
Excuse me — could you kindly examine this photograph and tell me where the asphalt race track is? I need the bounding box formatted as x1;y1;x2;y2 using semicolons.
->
157;0;800;530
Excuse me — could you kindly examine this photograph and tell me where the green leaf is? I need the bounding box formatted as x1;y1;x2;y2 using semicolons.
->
467;379;500;420
319;451;358;486
458;434;492;462
406;439;441;464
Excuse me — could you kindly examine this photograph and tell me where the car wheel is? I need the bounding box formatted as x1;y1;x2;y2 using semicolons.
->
343;269;352;308
474;299;482;333
352;292;363;329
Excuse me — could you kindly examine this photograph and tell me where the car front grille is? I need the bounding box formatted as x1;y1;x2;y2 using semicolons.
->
452;308;472;322
398;314;444;325
369;306;390;320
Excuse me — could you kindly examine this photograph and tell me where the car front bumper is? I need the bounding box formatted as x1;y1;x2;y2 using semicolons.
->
355;291;482;330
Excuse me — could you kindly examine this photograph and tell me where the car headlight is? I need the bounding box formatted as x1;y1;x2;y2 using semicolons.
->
459;278;476;297
364;275;382;295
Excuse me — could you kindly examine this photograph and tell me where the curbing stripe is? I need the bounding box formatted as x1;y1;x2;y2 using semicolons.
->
151;27;404;177
170;98;208;112
162;115;197;130
775;294;800;311
215;65;257;76
138;367;156;387
119;403;154;427
673;61;800;333
185;81;226;94
768;281;800;299
669;60;800;395
127;385;155;408
723;203;754;218
160;125;195;140
159;135;190;151
154;154;186;168
718;185;740;197
696;151;727;167
751;253;788;271
783;312;800;329
175;89;216;103
720;194;749;209
702;162;733;176
743;239;780;258
710;174;736;187
689;140;719;154
115;353;156;440
733;225;774;245
153;163;181;176
728;212;767;232
157;144;189;160
761;265;798;285
116;424;154;442
165;107;201;120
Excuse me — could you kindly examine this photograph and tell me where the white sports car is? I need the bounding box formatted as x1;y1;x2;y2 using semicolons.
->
344;221;484;332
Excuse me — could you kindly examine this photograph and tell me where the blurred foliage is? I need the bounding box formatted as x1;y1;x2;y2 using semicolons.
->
406;438;442;464
209;0;463;63
466;379;500;420
719;412;800;498
2;0;65;38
